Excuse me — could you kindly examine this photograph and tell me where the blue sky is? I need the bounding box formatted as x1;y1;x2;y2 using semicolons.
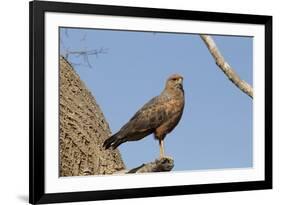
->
60;27;253;172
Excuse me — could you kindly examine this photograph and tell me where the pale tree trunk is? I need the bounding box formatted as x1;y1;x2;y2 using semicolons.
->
200;34;253;98
59;57;125;176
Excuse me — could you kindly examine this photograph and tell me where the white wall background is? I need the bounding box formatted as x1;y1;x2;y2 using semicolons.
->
0;0;279;204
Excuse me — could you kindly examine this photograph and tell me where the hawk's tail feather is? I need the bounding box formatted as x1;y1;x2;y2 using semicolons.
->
103;132;124;150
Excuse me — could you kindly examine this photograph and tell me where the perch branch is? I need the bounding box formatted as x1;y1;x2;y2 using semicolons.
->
114;157;174;174
200;34;253;98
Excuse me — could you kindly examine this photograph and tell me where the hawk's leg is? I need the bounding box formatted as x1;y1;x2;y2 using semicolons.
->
159;139;165;158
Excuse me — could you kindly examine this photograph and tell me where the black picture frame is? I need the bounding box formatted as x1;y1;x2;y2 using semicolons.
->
29;0;272;204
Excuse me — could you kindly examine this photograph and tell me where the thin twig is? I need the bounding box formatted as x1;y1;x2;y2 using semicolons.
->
64;48;108;68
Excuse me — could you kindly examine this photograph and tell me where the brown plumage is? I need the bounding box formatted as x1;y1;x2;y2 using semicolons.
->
103;74;185;158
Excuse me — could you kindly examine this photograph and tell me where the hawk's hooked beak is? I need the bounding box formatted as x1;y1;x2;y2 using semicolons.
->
176;78;183;90
177;78;183;84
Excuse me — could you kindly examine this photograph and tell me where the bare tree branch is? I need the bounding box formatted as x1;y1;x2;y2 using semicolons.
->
200;34;253;98
128;157;174;173
60;29;108;68
113;157;174;174
64;48;108;68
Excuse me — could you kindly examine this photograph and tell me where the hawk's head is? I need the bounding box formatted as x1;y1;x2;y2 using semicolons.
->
165;74;184;91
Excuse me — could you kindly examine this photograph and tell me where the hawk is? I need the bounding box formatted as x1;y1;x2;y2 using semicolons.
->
103;74;185;158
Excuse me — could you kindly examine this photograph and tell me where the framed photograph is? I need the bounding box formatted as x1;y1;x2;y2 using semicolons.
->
29;0;272;204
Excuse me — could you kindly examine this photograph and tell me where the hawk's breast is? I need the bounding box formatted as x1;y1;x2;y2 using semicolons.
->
154;93;184;139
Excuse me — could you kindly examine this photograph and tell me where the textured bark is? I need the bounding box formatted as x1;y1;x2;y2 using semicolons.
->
59;56;125;176
200;34;253;98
